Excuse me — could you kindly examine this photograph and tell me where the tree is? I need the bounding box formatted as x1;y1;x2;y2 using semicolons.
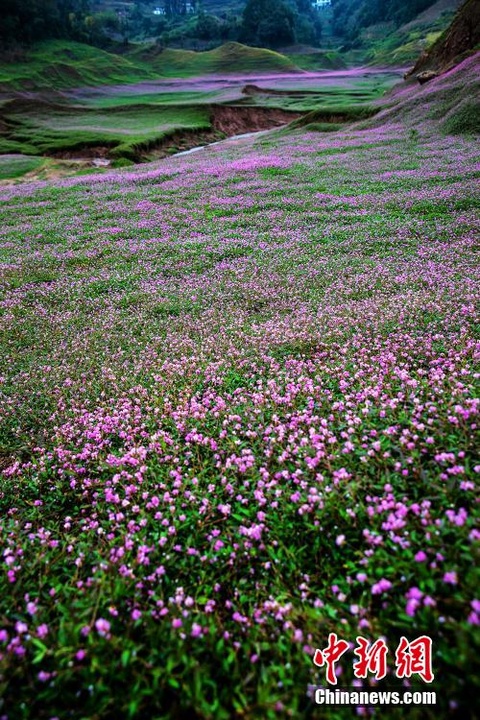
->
0;0;92;47
240;0;296;48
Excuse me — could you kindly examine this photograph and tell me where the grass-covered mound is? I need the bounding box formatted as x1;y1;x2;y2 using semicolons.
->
130;42;300;77
286;104;377;131
0;61;479;718
0;41;157;93
283;49;347;71
0;154;44;180
0;40;300;94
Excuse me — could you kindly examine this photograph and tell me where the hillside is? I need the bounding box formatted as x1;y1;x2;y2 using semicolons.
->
363;0;464;65
0;45;479;718
371;50;480;135
408;0;480;74
357;0;480;137
129;42;300;76
0;41;300;94
0;41;156;94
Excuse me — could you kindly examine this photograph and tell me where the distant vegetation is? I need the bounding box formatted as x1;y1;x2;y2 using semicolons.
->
0;0;110;49
331;0;445;43
1;0;460;62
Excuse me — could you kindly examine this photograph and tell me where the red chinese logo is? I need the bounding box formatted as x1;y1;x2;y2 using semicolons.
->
353;637;389;680
313;634;434;685
313;632;349;685
395;635;434;683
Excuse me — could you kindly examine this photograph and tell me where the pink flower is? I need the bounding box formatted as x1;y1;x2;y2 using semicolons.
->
37;671;52;682
406;600;420;617
191;623;202;638
414;551;427;562
36;624;49;639
371;579;392;595
406;587;423;601
26;602;37;616
172;619;182;629
94;618;111;637
443;572;458;585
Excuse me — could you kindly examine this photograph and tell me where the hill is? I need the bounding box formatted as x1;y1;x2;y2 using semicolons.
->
408;0;480;74
0;40;300;94
0;41;156;94
363;0;464;65
129;42;300;77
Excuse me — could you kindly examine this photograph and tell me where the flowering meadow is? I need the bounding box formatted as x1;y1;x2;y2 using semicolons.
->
0;60;479;718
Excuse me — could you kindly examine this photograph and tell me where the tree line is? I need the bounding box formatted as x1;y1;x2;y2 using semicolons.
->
1;0;439;51
0;0;96;47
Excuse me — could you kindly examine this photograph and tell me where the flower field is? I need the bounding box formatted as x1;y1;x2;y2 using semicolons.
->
0;59;479;718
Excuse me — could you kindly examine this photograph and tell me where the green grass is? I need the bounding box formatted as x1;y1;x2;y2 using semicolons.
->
1;101;212;161
84;91;221;109
0;41;157;93
0;154;45;178
286;105;378;130
363;8;459;66
129;42;299;77
441;101;480;136
0;40;300;94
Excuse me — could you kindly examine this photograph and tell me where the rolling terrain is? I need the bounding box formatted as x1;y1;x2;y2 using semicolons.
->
0;3;479;717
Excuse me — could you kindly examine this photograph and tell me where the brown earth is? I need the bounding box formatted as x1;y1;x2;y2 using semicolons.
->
210;104;300;135
143;106;300;161
50;145;113;159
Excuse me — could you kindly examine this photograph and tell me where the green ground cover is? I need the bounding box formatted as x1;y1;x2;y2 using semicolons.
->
0;57;402;174
0;102;212;161
129;43;299;77
0;41;300;94
0;54;479;716
0;154;44;179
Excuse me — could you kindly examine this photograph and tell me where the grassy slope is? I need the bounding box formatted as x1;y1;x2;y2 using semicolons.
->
0;154;44;179
0;41;157;93
0;40;300;94
368;51;480;136
0;53;478;719
284;49;347;71
130;42;299;77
